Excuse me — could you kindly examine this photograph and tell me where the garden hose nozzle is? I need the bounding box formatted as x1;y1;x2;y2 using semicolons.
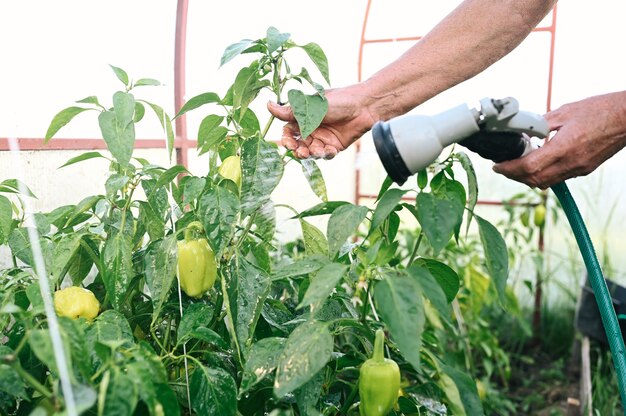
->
373;97;550;184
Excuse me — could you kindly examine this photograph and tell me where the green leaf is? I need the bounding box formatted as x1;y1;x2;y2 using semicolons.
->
177;303;214;345
296;68;325;96
370;188;408;233
182;176;206;203
417;169;428;190
8;228;34;266
144;235;178;322
274;321;333;398
105;173;130;198
0;195;12;244
287;90;328;140
198;186;240;255
109;64;129;86
134;78;161;87
198;115;228;155
102;231;134;310
220;39;254;67
415;190;464;254
253;199;276;241
232;63;271;120
413;258;460;303
113;91;135;125
133;101;145;123
60;151;106;168
190;365;237;416
58;318;92;381
45;106;91;142
0;179;37;198
476;216;509;304
240;337;286;395
141;101;175;160
241;137;283;217
271;255;328;280
187;327;228;349
76;96;102;107
65;195;102;227
127;348;176;416
300;219;328;256
267;27;291;53
294;370;324;415
456;152;478;232
408;265;450;322
0;361;27;399
301;159;328;202
67;384;98;416
237;108;261;137
98;110;135;167
300;43;330;85
228;256;270;350
51;233;84;282
297;201;350;218
154;165;188;189
375;270;424;371
28;329;71;377
138;201;165;241
297;263;348;310
86;310;134;351
175;92;220;118
99;368;138;416
441;363;484;416
376;176;394;201
67;242;95;286
327;204;368;257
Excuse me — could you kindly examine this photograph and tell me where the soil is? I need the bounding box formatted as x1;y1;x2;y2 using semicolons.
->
504;343;583;416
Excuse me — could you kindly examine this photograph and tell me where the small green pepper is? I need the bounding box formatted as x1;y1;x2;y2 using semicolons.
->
359;329;401;416
177;221;217;298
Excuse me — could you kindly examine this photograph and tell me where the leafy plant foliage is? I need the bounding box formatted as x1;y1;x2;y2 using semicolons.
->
0;27;512;415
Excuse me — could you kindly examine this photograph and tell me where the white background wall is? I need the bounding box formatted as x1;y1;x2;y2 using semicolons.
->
1;1;626;286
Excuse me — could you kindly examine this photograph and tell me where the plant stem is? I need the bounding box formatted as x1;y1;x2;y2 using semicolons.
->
407;232;424;266
234;213;257;251
13;363;53;399
260;115;275;140
339;382;359;415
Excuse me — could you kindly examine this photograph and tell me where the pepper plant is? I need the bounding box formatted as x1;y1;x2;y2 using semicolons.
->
0;27;510;416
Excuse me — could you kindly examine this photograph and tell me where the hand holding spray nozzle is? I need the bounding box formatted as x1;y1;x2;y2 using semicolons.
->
372;97;550;185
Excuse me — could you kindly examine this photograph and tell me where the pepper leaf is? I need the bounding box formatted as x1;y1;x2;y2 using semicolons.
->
274;321;333;398
144;235;178;322
45;106;92;142
301;159;328;202
198;186;240;255
375;270;425;371
190;365;237;416
241;137;283;217
240;337;287;395
476;215;509;305
102;231;134;310
287;90;328;140
327;203;368;258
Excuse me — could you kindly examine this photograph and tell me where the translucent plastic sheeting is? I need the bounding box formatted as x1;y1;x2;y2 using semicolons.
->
0;1;176;139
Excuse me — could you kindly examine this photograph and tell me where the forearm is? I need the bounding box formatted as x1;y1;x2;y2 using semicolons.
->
360;0;557;121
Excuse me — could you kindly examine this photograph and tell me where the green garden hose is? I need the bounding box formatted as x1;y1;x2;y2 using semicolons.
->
552;182;626;413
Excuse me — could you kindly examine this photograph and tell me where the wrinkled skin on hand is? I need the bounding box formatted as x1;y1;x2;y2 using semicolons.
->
493;91;626;189
267;85;376;160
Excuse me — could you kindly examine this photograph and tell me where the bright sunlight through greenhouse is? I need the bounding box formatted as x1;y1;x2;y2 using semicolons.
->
1;1;626;415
